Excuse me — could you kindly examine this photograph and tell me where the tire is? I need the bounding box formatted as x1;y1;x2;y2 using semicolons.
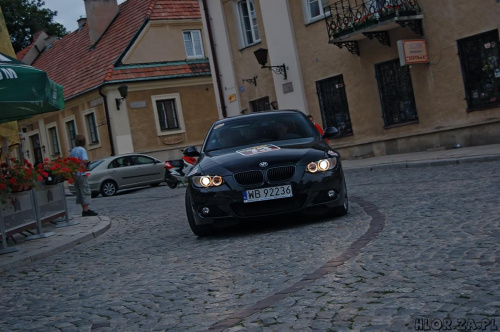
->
91;192;100;198
101;180;118;197
165;172;179;189
332;180;348;217
185;191;214;237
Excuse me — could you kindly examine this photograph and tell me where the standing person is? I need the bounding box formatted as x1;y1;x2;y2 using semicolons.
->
308;115;325;136
70;134;98;217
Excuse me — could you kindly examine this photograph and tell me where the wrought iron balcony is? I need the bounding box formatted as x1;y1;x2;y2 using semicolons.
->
324;0;423;55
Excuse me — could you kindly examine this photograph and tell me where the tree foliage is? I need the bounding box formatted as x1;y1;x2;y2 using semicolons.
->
0;0;67;53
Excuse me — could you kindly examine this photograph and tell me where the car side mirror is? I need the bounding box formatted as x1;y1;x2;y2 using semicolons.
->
183;146;200;157
323;127;340;139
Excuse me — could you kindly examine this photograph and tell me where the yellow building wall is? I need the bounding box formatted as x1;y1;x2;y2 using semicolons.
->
126;82;219;154
124;20;207;64
287;0;500;157
221;0;278;112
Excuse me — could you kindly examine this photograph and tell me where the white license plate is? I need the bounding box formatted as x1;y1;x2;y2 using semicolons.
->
243;185;293;203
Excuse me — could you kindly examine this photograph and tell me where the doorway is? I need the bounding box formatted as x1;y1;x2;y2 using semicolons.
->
30;134;43;167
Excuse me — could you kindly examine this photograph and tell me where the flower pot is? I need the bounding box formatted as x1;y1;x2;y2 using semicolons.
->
44;175;57;185
10;184;24;192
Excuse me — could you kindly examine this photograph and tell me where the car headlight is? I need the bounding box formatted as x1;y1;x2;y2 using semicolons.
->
306;158;337;173
193;175;224;188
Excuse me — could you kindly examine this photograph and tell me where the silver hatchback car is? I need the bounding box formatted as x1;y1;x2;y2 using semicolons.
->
69;153;166;197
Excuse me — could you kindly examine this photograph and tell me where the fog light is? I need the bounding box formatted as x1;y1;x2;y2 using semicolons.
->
201;207;210;215
328;190;337;198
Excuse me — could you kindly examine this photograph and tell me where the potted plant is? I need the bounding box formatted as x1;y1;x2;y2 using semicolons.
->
0;158;41;204
37;157;87;185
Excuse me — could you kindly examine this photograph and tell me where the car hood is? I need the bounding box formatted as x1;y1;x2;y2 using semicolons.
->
196;140;334;175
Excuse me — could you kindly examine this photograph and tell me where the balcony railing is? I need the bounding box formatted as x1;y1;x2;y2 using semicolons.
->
324;0;422;42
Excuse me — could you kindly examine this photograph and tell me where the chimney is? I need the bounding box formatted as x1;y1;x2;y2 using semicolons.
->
84;0;119;45
77;16;87;29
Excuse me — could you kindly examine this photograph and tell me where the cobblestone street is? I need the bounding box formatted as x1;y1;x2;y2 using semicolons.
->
0;160;499;331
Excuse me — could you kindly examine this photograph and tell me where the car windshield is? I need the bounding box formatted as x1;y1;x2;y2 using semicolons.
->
204;113;318;152
89;159;105;171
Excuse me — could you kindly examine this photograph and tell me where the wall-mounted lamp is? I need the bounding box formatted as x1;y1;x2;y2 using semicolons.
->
242;76;257;86
115;85;128;110
253;48;287;80
42;145;46;153
25;150;30;158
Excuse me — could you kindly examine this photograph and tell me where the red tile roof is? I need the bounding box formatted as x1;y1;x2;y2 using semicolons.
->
20;0;205;101
109;61;210;81
150;0;201;20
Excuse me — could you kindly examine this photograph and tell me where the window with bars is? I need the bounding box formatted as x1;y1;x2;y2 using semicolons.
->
156;99;180;131
250;96;272;112
457;29;500;110
85;112;99;144
238;0;260;46
183;30;204;58
48;127;60;156
375;59;418;127
316;74;353;136
66;120;77;149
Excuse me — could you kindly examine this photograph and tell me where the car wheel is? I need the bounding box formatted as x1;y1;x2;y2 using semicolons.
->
185;191;214;237
91;192;100;198
165;172;179;189
331;181;348;217
101;180;118;197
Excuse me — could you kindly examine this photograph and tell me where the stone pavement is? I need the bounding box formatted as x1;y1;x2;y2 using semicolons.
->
0;143;499;274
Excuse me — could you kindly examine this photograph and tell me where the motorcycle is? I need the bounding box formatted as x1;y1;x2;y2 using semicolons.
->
164;153;197;189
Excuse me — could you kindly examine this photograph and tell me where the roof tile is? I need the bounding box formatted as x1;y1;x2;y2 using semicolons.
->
19;0;205;101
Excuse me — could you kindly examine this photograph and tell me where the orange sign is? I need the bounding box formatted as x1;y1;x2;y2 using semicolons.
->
228;94;237;103
397;39;430;65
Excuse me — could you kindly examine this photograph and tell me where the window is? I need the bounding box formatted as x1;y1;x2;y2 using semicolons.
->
183;30;204;58
375;59;418;127
66;120;77;149
250;96;272;112
85;112;99;144
110;156;134;168
156;99;179;131
132;155;156;165
238;0;260;46
458;30;500;110
47;126;60;156
304;0;331;23
152;93;186;136
316;75;353;136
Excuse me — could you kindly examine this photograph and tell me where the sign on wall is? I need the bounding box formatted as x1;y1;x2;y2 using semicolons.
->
397;39;430;66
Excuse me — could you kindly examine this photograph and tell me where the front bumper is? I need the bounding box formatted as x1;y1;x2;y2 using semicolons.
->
187;166;346;225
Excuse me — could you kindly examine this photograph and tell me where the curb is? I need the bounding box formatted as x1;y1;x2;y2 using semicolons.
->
343;154;500;171
0;217;111;274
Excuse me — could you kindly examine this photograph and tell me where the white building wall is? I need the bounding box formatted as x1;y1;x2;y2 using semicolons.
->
259;0;308;114
200;0;242;118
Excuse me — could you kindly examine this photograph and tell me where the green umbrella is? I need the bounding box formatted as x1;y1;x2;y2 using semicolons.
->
0;51;64;124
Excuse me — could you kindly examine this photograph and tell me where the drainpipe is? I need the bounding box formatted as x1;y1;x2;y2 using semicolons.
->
201;0;227;118
99;86;116;156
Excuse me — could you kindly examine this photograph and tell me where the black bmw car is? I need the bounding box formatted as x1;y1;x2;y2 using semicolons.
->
183;110;348;236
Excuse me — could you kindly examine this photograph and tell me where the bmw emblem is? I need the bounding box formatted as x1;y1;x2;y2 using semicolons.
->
259;161;268;168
